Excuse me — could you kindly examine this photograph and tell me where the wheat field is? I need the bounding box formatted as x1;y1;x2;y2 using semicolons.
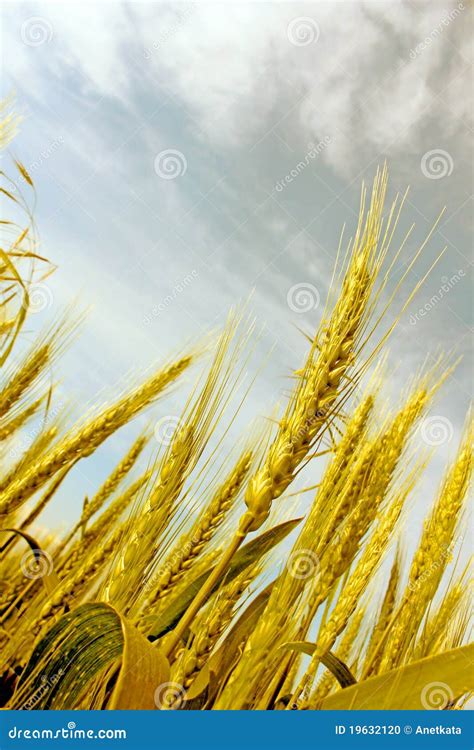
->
0;111;472;712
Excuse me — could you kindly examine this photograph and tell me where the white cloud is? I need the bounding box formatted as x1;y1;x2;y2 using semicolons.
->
7;1;471;177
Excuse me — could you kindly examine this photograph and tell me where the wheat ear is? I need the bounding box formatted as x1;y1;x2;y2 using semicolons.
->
139;450;252;617
171;566;258;696
164;170;394;661
362;547;401;676
58;470;153;576
0;355;191;516
293;486;408;707
311;608;365;705
0;396;45;441
379;418;472;672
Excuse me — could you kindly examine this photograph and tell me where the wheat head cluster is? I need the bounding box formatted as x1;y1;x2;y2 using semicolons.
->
0;109;472;711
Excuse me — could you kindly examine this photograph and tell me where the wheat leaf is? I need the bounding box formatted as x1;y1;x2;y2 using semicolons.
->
148;518;301;638
12;602;169;710
1;527;59;594
320;644;474;709
280;641;357;689
108;614;169;709
12;603;123;709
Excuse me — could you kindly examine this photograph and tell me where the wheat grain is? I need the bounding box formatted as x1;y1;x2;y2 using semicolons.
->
81;433;148;528
362;548;401;676
379;418;472;672
172;566;258;695
293;486;408;707
139;451;252;615
0;397;45;442
0;356;191;517
58;470;153;576
1;147;471;714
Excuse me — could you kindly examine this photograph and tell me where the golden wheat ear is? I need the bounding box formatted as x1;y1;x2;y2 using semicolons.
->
102;311;257;613
0;352;193;518
362;545;403;676
411;562;471;662
56;430;151;553
136;449;253;624
166;168;454;695
379;414;473;673
310;607;365;706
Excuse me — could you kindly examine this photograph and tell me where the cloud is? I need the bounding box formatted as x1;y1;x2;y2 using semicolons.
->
7;1;471;179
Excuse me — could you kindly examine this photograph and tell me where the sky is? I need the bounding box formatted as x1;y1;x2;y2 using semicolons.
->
1;0;472;554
